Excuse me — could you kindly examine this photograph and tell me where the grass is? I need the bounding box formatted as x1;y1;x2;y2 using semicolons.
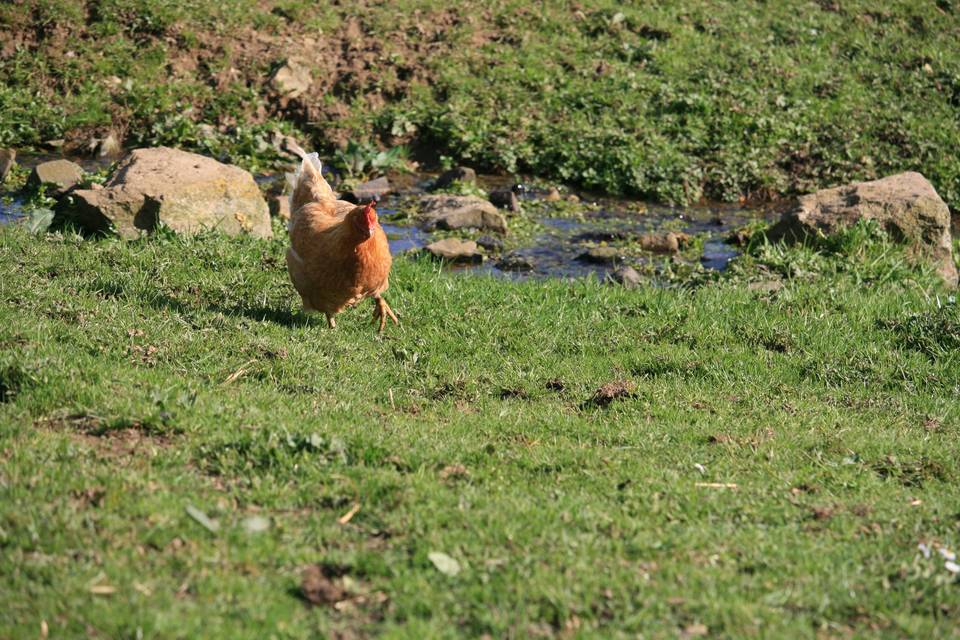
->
1;221;959;638
2;1;960;207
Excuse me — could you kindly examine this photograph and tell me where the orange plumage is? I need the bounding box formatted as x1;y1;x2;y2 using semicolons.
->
285;143;398;332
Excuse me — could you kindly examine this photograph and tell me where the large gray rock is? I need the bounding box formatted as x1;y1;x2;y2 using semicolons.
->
419;195;507;233
28;159;83;196
767;172;957;286
424;238;484;264
58;147;271;239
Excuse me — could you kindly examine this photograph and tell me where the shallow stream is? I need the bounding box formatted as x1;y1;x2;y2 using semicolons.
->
1;155;776;281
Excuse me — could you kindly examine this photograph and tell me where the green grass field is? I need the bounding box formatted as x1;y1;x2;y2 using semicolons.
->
1;222;959;638
2;1;960;207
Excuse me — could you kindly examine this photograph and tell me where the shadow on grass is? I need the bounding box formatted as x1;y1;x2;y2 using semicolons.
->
148;293;311;328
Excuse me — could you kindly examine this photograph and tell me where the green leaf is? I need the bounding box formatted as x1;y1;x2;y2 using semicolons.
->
26;208;54;234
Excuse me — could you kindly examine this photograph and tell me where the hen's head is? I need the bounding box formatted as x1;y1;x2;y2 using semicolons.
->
349;201;379;238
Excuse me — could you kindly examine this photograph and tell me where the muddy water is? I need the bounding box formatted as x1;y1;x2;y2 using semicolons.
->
1;155;774;280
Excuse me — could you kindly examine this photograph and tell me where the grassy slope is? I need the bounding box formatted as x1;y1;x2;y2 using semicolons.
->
2;1;960;206
1;224;959;638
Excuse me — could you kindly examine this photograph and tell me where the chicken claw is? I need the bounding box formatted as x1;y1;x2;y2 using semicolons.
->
372;296;399;333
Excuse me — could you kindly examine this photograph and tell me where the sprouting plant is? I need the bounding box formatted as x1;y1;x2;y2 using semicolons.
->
332;141;409;178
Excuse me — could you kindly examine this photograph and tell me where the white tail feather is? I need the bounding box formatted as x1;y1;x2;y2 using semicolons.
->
286;142;337;228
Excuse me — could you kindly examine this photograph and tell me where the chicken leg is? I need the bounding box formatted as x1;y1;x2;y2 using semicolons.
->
372;295;399;333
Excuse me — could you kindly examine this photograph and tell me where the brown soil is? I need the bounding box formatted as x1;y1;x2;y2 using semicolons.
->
35;412;174;459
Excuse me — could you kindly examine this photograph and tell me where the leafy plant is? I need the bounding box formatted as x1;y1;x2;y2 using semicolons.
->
332;141;409;178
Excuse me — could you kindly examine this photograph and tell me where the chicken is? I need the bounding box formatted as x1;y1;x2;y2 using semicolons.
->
284;142;399;333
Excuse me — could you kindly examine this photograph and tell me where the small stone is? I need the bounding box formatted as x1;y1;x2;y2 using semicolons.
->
350;176;391;203
544;187;562;202
497;252;535;272
476;235;504;252
419;195;507;233
431;166;476;191
270;195;291;221
0;149;15;182
489;187;520;211
270;58;312;98
28;159;84;196
611;265;642;288
579;246;621;264
639;232;681;254
424;238;484;264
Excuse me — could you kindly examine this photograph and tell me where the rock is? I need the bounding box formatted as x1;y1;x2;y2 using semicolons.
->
431;166;476;191
57;147;271;239
269;195;291;221
419;195;508;233
269;58;312;98
544;187;562;202
489;187;520;212
28;159;84;196
611;265;642;288
476;235;504;252
579;246;622;264
639;232;682;253
497;252;535;272
766;172;957;286
0;149;15;182
424;238;484;264
350;176;391;203
567;194;580;203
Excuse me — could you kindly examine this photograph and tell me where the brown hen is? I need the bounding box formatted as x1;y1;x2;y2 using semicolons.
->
285;143;398;332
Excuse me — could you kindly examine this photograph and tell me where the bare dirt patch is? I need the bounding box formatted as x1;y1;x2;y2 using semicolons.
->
299;562;389;623
35;412;175;459
584;380;637;408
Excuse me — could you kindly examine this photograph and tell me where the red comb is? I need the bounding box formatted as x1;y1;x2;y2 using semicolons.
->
363;201;376;226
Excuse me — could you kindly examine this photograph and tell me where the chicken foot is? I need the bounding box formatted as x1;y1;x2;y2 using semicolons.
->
372;296;399;333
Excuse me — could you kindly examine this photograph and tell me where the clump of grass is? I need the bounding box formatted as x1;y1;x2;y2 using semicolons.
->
879;297;960;360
